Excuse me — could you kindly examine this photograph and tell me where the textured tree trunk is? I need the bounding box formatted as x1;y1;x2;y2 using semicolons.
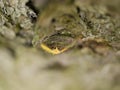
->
0;0;120;90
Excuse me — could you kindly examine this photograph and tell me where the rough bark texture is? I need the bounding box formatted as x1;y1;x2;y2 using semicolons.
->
0;0;120;90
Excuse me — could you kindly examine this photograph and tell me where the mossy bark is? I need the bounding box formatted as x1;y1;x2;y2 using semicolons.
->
0;0;120;90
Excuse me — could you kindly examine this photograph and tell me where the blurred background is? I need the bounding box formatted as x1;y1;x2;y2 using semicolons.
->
0;0;120;90
30;0;120;13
